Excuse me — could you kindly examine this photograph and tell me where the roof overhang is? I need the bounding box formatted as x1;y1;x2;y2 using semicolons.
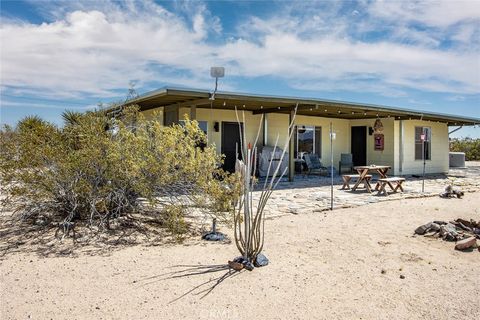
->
109;87;480;126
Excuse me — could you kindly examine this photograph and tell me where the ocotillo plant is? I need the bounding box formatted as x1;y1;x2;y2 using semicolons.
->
233;104;298;266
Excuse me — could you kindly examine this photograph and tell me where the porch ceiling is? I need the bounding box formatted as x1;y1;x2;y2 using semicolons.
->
114;87;479;126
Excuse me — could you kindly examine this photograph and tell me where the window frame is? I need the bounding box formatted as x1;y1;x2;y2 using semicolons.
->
294;125;321;159
414;126;431;161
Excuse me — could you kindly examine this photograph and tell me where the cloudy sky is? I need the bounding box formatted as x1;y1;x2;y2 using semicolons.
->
1;0;479;137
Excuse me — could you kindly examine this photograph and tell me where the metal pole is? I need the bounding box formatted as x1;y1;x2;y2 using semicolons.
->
422;129;426;193
330;122;333;210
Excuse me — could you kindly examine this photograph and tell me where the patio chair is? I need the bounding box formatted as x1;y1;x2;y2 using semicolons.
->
339;153;354;174
303;153;328;177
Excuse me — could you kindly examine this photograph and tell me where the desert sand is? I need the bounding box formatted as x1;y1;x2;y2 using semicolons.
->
1;193;479;320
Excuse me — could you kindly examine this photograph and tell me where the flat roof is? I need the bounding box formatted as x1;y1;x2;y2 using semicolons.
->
114;86;479;126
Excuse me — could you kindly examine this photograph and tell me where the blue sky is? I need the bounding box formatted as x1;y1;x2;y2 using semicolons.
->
1;0;479;138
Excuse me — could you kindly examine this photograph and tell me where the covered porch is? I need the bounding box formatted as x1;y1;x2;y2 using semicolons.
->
119;87;479;179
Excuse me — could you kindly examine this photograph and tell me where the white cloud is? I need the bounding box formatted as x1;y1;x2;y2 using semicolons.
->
0;0;479;103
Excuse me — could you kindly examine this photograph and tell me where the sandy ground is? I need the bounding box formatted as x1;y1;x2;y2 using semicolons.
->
1;193;479;320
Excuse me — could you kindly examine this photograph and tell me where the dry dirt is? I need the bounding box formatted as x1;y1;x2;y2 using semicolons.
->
1;193;479;320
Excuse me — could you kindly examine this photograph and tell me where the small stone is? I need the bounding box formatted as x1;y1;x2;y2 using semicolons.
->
400;275;405;279
381;269;386;274
254;253;269;267
415;222;433;235
244;261;254;271
228;260;244;271
455;236;477;251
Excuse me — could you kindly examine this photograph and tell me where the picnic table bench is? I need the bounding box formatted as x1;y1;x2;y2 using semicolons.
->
375;177;405;195
341;174;373;190
352;165;391;192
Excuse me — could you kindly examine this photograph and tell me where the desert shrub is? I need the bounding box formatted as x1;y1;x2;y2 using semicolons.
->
0;106;239;236
450;138;480;160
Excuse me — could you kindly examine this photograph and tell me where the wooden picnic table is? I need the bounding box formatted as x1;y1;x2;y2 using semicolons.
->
352;165;391;192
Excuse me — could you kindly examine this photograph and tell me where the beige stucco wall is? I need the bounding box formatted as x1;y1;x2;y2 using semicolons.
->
141;106;450;175
398;120;449;175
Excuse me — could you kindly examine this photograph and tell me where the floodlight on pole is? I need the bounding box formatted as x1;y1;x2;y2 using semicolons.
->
210;66;225;100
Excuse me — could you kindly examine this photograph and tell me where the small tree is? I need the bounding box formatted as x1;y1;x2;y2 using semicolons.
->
0;106;239;237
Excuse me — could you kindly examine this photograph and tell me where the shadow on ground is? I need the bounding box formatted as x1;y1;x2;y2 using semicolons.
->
136;264;243;302
0;212;216;259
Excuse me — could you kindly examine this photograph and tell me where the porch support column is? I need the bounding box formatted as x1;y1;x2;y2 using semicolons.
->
289;109;295;182
190;105;196;120
263;114;268;146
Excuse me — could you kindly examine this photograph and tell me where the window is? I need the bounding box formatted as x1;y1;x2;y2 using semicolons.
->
415;127;431;160
294;126;321;158
179;120;208;136
179;120;208;150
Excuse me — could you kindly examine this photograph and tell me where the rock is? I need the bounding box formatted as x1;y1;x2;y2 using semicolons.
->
228;260;244;271
455;237;477;251
415;222;439;235
244;261;254;271
439;223;460;241
254;253;269;267
455;218;475;229
231;256;254;271
400;275;405;279
202;232;226;241
429;222;441;232
415;223;432;235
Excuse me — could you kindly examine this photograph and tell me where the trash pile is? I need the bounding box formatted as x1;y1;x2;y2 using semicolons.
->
415;218;480;251
439;185;464;198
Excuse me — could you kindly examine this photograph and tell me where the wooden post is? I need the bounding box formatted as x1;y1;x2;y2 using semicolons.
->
289;109;295;182
190;105;196;120
263;114;268;146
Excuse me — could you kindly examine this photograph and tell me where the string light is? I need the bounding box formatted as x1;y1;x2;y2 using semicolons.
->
260;105;263;109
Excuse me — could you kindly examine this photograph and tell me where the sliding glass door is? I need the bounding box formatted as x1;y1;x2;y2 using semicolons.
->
294;126;322;159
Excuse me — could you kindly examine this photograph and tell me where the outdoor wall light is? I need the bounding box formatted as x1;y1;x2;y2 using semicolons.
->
369;127;374;135
214;122;219;132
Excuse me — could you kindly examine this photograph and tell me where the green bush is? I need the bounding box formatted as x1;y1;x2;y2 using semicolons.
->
0;107;239;236
450;137;480;161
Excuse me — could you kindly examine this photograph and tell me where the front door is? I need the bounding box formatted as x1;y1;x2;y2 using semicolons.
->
351;126;367;166
221;122;244;173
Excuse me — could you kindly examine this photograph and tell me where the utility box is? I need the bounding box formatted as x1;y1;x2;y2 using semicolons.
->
449;152;465;168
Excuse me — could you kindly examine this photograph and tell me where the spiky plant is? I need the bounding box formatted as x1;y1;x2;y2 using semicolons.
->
232;104;297;267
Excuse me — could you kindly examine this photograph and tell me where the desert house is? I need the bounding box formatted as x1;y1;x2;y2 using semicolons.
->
113;87;479;180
